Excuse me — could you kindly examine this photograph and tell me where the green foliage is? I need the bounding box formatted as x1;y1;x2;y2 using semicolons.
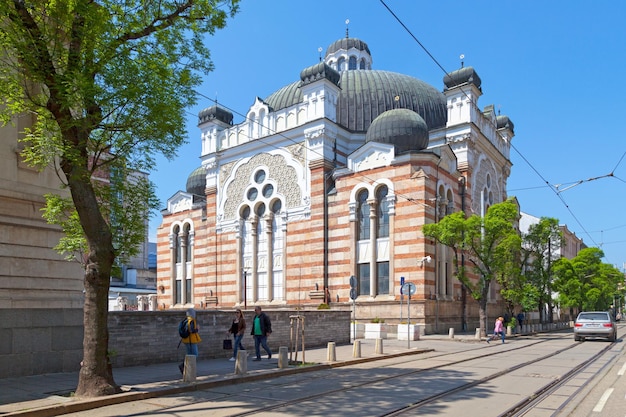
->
370;317;385;323
0;0;240;397
317;303;330;310
553;247;624;312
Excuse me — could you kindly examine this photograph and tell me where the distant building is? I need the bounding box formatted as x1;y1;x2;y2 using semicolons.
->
157;33;516;332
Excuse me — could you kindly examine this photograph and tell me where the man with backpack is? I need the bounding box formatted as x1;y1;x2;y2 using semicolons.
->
178;308;201;373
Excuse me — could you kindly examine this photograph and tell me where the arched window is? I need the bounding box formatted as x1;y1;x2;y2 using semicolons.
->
348;56;357;70
357;189;370;240
337;57;345;71
360;59;366;69
376;186;389;238
174;225;181;263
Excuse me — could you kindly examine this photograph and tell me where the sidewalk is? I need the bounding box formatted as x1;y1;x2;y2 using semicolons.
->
0;333;481;417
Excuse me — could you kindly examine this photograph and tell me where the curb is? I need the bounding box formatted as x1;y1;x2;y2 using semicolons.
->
4;348;433;417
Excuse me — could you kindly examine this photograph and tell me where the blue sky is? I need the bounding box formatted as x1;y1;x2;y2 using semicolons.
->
150;0;626;269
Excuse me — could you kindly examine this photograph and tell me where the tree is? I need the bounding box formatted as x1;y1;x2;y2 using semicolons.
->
553;247;624;313
0;0;239;396
423;198;522;336
519;217;562;323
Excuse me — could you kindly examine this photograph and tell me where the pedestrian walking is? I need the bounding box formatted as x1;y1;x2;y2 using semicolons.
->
517;312;524;333
487;316;505;344
179;308;201;373
251;306;272;361
228;309;246;361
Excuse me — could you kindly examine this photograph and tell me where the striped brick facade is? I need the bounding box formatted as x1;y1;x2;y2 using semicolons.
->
156;35;513;334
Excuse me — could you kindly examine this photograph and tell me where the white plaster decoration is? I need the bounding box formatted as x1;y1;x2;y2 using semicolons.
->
168;233;175;249
348;142;395;173
348;201;357;221
168;192;193;214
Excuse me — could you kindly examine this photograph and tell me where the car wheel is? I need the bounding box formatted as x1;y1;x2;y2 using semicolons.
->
610;332;617;342
574;335;581;342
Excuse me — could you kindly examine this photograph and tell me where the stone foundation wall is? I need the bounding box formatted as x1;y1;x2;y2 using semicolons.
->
0;308;350;378
107;309;351;368
0;308;83;378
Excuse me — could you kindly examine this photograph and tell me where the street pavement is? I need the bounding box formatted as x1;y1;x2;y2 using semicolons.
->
0;333;486;417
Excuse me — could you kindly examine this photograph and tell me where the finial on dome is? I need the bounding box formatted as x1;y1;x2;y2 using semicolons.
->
460;54;465;68
345;19;350;38
318;46;323;62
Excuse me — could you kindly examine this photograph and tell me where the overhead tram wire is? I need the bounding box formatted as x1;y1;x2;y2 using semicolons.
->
379;0;603;250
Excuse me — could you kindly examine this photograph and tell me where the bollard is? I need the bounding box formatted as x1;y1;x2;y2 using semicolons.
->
475;328;481;339
506;326;512;336
327;342;336;362
353;340;362;358
448;327;455;339
375;338;383;354
183;355;196;383
235;350;247;375
278;346;289;368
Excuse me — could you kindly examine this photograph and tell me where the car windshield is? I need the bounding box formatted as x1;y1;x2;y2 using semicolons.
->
578;313;609;321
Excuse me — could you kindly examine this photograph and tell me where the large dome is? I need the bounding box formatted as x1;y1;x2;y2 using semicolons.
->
264;69;447;132
365;109;429;153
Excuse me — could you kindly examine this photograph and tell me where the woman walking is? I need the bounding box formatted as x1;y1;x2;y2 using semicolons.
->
228;309;246;361
487;316;506;344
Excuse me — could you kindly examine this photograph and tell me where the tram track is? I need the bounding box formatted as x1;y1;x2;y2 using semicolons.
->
229;332;591;417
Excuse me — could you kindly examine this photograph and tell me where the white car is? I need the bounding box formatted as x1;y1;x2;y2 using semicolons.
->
573;311;617;342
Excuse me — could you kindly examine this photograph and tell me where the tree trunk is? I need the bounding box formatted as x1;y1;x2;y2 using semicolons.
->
62;160;120;397
478;298;488;337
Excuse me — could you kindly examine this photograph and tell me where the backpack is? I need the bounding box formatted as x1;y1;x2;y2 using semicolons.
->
178;318;190;339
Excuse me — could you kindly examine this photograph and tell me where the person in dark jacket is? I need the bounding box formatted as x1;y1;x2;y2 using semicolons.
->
250;306;272;361
228;309;246;361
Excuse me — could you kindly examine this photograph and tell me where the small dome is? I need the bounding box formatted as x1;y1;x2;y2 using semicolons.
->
497;115;515;134
300;62;341;86
365;109;429;153
325;37;371;58
186;166;206;196
443;66;482;91
198;105;233;126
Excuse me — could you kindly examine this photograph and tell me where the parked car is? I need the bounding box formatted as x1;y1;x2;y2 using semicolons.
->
573;311;617;342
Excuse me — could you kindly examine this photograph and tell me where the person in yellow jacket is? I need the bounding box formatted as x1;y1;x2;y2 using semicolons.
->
182;308;201;354
179;308;201;374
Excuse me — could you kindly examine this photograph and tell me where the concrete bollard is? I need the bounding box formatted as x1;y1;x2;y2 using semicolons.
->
183;355;196;383
507;326;512;336
235;350;247;375
375;338;383;354
327;342;336;362
475;328;481;339
353;340;362;358
278;346;289;369
448;327;455;339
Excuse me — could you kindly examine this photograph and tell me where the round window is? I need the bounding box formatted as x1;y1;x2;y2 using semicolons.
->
247;188;258;201
262;184;274;198
254;170;266;184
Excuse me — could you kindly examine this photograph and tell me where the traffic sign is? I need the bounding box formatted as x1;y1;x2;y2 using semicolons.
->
350;288;357;300
400;276;405;294
349;275;357;289
402;282;416;296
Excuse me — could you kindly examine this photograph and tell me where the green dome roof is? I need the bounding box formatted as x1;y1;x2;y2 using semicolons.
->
264;70;447;132
186;166;206;196
366;109;429;153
